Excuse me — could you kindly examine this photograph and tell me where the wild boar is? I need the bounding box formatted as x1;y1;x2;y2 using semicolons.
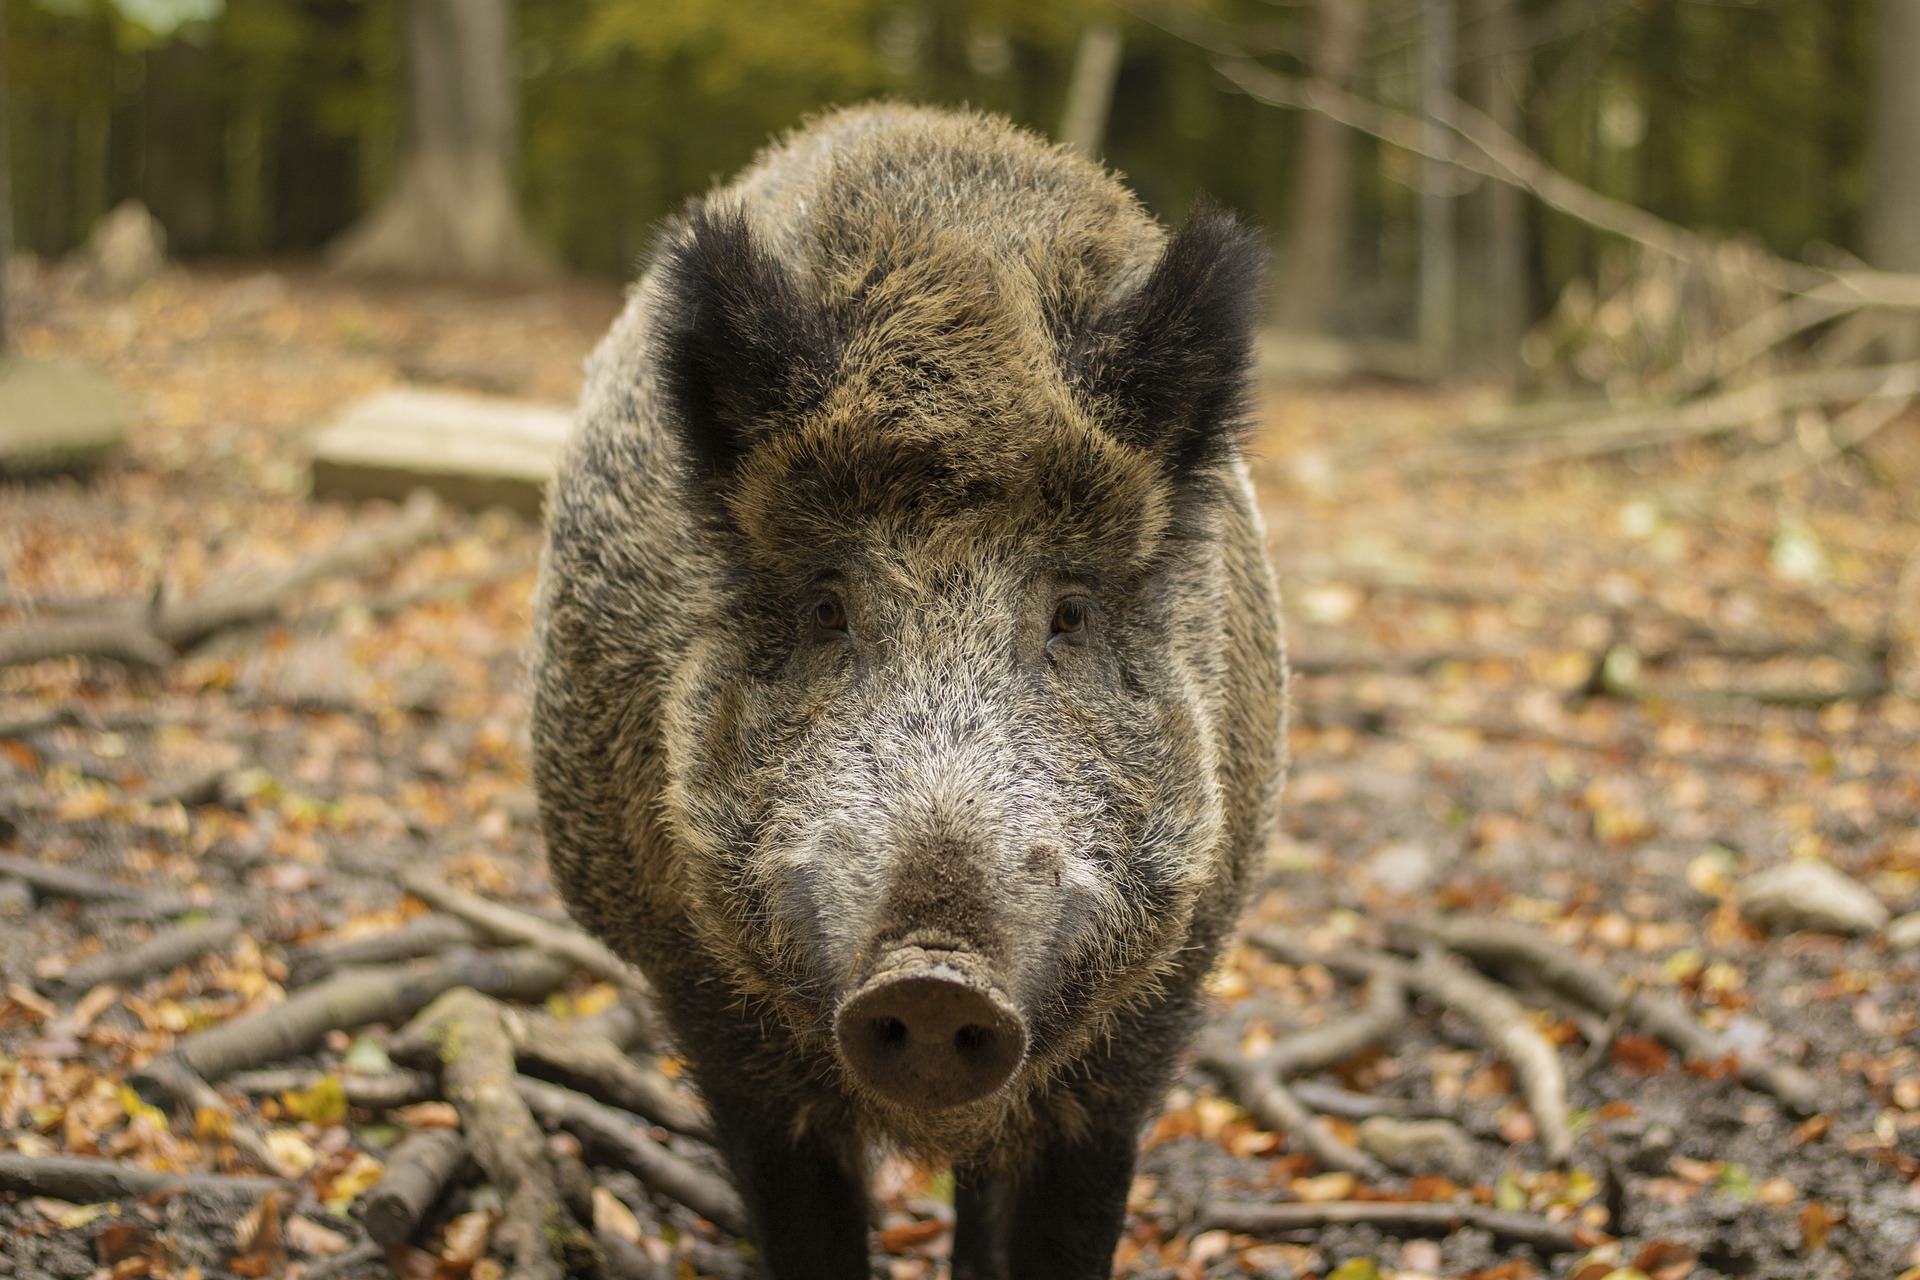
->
529;102;1285;1279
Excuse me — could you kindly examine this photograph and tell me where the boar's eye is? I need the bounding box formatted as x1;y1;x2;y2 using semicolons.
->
1050;599;1089;645
812;597;849;638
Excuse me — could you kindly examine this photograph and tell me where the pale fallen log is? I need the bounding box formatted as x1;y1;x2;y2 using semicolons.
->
0;1153;290;1203
164;945;571;1082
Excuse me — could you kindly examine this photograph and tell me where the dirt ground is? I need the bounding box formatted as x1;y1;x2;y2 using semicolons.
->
1;262;1916;1280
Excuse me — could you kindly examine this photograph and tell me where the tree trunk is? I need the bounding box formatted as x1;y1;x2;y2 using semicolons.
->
328;0;553;281
1276;0;1367;333
1461;0;1526;378
1419;0;1457;375
1058;21;1123;159
1866;0;1920;357
1;0;11;357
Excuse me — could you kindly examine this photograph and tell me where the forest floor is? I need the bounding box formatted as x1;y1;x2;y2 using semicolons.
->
0;262;1917;1280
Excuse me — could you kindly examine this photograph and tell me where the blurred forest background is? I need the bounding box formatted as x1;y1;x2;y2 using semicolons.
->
7;0;1915;381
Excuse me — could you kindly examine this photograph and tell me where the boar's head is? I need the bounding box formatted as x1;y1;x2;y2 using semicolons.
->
648;198;1262;1153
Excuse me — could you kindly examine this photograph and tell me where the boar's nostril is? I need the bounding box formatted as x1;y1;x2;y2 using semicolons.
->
953;1023;993;1055
836;966;1027;1110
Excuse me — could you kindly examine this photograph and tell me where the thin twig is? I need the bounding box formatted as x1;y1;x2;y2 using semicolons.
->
1201;1198;1590;1254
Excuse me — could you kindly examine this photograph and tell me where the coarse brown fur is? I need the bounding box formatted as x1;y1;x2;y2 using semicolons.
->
529;103;1285;1278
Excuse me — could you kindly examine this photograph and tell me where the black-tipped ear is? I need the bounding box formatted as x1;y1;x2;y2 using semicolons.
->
653;204;838;478
1070;201;1265;475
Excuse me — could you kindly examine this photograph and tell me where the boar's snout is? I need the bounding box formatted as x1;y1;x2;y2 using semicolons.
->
836;953;1026;1109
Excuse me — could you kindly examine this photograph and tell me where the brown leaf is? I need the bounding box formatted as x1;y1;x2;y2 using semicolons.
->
1464;1263;1538;1280
1611;1035;1673;1076
1634;1239;1698;1280
439;1210;494;1267
1792;1114;1833;1145
286;1214;352;1257
1800;1202;1843;1250
878;1218;950;1252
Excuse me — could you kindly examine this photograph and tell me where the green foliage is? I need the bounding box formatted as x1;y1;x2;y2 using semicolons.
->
0;0;1886;321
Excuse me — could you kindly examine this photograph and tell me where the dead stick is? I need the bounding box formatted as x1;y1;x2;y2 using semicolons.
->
1266;974;1407;1077
1201;1199;1588;1254
153;489;443;650
126;1053;294;1177
41;917;239;998
1197;1048;1385;1180
0;1153;289;1203
286;914;481;986
514;1076;748;1236
391;989;598;1280
508;1008;709;1139
303;1241;384;1280
358;1128;468;1246
1394;916;1821;1113
0;610;174;670
1410;948;1572;1164
0;491;444;672
399;869;655;1012
163;945;571;1082
226;1067;440;1110
1248;930;1573;1163
0;852;185;910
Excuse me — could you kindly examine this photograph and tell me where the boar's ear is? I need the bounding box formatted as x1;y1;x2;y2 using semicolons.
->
1070;200;1265;477
653;204;838;479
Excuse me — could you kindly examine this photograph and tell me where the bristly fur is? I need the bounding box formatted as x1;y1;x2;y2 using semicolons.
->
530;103;1286;1280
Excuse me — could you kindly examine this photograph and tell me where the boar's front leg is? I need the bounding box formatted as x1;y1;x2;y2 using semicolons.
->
677;1012;871;1278
951;1106;1144;1280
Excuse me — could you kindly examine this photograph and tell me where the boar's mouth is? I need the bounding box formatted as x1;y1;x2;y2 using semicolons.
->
834;947;1028;1110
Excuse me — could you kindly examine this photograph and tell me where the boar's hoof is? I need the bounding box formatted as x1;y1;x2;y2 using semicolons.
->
836;965;1026;1109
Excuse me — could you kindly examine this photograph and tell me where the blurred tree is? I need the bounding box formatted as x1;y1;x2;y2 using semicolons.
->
328;0;553;279
1460;0;1523;377
1058;19;1123;157
1;0;10;356
1275;0;1366;334
1866;0;1920;355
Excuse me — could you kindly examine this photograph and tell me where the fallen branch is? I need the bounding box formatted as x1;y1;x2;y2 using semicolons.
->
1267;974;1408;1077
1438;362;1920;470
508;1008;709;1139
1247;929;1572;1163
41;916;239;999
1390;916;1821;1114
1409;948;1572;1163
0;852;189;913
1197;1046;1385;1180
399;869;656;1014
0;1153;290;1203
1718;388;1916;492
122;1054;291;1177
225;1067;440;1111
286;914;481;987
390;989;599;1280
514;1076;748;1236
1288;1079;1451;1121
302;1240;384;1280
358;1127;468;1246
1201;1198;1589;1255
162;945;571;1082
0;489;444;671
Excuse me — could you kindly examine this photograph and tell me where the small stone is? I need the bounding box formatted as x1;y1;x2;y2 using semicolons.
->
1356;1115;1478;1179
0;876;32;918
0;358;130;474
74;199;167;293
1739;861;1890;937
309;386;571;517
1367;842;1438;897
1886;912;1920;952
